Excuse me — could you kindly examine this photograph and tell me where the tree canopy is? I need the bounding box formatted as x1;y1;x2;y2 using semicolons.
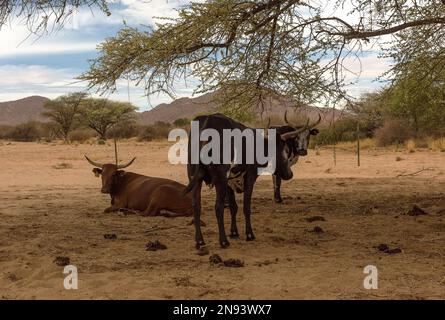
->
3;1;445;113
79;98;137;140
42;92;87;141
77;0;445;112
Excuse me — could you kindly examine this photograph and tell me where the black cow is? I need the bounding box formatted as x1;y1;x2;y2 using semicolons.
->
272;112;321;203
184;113;313;248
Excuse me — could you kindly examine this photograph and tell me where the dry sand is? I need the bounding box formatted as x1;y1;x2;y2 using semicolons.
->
0;140;444;299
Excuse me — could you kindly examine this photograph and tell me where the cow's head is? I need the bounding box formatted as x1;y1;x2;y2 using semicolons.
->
85;156;136;194
271;113;321;180
281;111;321;156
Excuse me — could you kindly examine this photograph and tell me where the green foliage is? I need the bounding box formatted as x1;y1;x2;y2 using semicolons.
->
173;118;189;127
42;92;87;141
138;122;172;141
79;0;445;110
79;98;138;140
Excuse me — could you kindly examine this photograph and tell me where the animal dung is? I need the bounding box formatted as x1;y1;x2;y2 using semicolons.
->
209;254;244;267
376;244;402;255
223;259;244;268
406;205;428;216
209;254;223;265
53;256;70;266
103;234;117;240
146;240;167;251
309;226;324;233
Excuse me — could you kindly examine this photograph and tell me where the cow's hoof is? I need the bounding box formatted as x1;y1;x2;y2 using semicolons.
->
220;240;230;248
246;233;256;241
195;240;206;249
274;198;283;203
229;232;240;239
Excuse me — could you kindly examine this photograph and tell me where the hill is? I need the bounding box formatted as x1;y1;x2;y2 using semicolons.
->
0;93;342;126
138;91;342;125
0;96;50;125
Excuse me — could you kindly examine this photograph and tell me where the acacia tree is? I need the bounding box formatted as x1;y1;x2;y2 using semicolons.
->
78;0;445;112
79;98;137;140
42;92;87;141
3;1;445;113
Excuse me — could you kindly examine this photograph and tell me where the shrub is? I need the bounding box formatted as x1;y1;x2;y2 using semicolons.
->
138;122;172;141
69;128;96;143
7;121;42;141
107;122;140;139
374;120;413;146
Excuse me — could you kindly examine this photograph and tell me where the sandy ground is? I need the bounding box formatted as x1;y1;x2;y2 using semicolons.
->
0;140;444;299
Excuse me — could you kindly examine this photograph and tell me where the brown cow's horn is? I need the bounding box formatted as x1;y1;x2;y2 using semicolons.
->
85;155;103;168
116;157;136;169
309;114;321;129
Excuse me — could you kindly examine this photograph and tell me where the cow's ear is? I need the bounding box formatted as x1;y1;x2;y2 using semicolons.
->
117;170;125;178
92;168;102;177
310;129;319;136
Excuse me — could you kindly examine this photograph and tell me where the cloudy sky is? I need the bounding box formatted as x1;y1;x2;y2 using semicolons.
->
0;0;391;112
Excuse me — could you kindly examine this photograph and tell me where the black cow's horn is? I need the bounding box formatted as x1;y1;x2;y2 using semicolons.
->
85;155;103;168
116;157;136;169
284;110;290;125
280;118;310;140
309;114;321;129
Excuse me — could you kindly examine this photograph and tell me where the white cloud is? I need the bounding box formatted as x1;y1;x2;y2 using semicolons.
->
0;65;73;86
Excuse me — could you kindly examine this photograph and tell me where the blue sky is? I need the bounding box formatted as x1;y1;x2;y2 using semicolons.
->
0;0;390;112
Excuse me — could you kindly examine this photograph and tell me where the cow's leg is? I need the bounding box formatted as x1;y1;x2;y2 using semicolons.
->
273;175;283;203
192;178;205;249
243;171;257;241
213;170;230;248
226;187;239;239
104;205;119;213
142;201;159;216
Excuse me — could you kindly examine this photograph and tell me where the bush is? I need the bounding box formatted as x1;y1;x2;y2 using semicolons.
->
173;118;189;127
138;122;172;141
374;120;413;146
69;128;96;143
0;125;13;139
107;122;140;139
7;121;42;141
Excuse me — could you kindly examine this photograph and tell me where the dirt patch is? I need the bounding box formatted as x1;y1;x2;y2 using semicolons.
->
1;141;445;299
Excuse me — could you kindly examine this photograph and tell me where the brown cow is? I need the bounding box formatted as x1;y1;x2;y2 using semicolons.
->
85;156;192;217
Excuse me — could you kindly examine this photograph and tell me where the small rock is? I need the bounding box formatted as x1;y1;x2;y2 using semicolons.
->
54;256;70;266
146;240;167;251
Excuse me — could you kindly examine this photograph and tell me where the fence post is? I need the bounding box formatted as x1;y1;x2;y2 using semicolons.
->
357;122;360;167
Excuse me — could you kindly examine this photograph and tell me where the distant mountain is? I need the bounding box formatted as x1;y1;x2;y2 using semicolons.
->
0;96;50;125
0;92;343;126
138;91;342;125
